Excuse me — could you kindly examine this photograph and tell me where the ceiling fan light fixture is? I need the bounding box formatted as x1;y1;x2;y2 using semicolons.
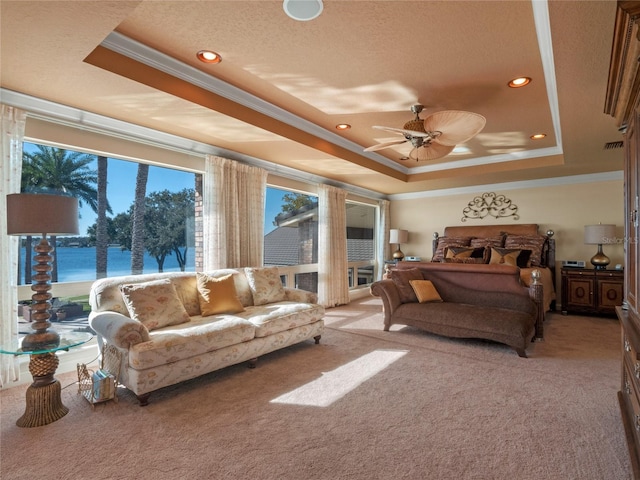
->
283;0;323;21
530;133;546;140
197;50;222;64
508;76;531;88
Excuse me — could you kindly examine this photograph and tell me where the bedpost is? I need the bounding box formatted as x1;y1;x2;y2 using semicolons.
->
529;269;544;341
432;232;440;262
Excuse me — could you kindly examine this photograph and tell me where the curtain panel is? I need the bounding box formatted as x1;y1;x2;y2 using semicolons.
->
318;184;349;307
0;105;26;386
202;155;267;270
376;199;390;281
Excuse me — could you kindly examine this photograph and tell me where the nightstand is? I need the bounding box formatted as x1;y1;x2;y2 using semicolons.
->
561;267;624;316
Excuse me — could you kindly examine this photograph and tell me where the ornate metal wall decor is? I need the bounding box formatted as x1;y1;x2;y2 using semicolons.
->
461;192;519;221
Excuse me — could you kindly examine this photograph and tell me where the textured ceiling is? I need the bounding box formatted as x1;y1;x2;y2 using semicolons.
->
0;0;623;196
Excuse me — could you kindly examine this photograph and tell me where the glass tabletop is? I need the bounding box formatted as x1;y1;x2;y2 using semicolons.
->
0;331;93;355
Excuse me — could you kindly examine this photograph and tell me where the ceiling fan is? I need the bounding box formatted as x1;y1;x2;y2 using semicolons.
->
364;104;486;161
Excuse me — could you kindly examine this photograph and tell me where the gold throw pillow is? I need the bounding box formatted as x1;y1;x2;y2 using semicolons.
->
409;280;443;303
196;273;245;316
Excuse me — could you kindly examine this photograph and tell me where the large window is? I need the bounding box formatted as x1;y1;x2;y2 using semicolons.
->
18;143;197;284
264;187;377;291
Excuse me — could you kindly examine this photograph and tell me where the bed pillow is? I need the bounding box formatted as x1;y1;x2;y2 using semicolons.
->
489;247;521;267
389;268;424;303
120;278;191;331
443;246;486;264
409;280;443;303
196;272;245;316
432;236;473;262
504;234;547;267
470;235;506;250
244;266;287;306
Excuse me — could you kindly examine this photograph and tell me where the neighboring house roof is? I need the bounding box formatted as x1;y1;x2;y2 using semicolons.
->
264;226;374;266
264;227;300;266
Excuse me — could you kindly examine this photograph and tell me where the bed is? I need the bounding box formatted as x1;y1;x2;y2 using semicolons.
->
429;224;556;312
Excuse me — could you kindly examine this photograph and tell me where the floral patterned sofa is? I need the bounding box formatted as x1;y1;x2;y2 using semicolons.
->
88;267;324;405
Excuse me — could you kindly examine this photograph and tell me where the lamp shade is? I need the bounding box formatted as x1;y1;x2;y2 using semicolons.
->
389;229;408;244
584;224;616;245
6;193;79;236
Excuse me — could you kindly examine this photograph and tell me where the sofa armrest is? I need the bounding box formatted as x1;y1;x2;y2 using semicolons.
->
88;311;150;349
284;287;318;304
370;279;402;331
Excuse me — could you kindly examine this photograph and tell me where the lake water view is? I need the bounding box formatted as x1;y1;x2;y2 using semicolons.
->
18;246;195;284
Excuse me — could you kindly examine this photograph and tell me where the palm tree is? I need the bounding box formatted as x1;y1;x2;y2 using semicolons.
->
21;145;104;282
96;156;109;278
131;164;149;275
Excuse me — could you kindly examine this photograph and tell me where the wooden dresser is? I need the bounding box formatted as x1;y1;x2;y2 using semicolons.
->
605;3;640;477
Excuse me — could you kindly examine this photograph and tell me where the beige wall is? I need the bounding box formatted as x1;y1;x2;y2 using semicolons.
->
390;178;625;302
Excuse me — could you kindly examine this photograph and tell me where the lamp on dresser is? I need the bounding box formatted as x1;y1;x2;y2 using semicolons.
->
389;229;409;261
584;223;616;270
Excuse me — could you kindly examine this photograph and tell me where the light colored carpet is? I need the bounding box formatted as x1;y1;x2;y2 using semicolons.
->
0;296;632;480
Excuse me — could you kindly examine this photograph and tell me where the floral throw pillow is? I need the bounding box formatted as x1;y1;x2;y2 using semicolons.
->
244;266;287;306
120;278;190;331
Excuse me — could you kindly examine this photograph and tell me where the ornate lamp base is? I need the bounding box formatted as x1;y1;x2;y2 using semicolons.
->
16;352;68;428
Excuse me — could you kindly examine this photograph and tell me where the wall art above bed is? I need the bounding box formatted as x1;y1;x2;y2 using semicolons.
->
461;192;519;221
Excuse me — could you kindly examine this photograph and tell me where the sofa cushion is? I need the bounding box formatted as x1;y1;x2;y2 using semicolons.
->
120;278;191;331
128;315;256;370
245;266;287;306
196;272;245;316
389;268;424;303
171;275;201;316
240;302;325;337
409;280;443;303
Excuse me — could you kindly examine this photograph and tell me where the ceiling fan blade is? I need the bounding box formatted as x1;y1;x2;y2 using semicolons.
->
372;125;430;137
409;143;455;161
364;139;408;152
424;110;486;146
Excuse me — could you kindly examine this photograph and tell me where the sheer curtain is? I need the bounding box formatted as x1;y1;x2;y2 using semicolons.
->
318;184;349;307
202;155;268;270
0;105;26;386
376;199;390;281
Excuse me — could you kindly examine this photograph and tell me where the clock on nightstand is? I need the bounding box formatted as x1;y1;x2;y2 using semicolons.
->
560;267;624;317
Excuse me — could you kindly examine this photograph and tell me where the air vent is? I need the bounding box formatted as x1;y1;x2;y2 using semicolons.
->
604;141;623;150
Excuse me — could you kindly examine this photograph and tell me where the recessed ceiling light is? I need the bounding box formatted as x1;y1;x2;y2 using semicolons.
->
283;0;323;21
197;50;222;64
508;77;531;88
530;133;546;140
335;124;351;130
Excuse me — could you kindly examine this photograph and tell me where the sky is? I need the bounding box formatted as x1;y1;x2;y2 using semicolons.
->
23;143;287;236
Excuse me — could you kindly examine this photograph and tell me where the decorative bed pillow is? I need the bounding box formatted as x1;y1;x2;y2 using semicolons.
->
470;235;505;250
120;278;190;331
389;268;424;303
432;236;473;262
443;246;487;264
489;247;521;267
504;234;547;267
409;280;443;303
244;266;287;306
196;273;245;316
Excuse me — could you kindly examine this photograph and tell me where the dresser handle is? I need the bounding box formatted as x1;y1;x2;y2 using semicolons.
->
626;338;632;352
626;379;632;395
636;415;640;432
634;362;640;380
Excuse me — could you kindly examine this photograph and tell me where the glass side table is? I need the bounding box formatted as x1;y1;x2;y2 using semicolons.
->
0;331;93;427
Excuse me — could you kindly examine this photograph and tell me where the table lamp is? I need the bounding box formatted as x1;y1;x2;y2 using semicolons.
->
389;229;409;261
6;193;79;351
584;224;616;270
